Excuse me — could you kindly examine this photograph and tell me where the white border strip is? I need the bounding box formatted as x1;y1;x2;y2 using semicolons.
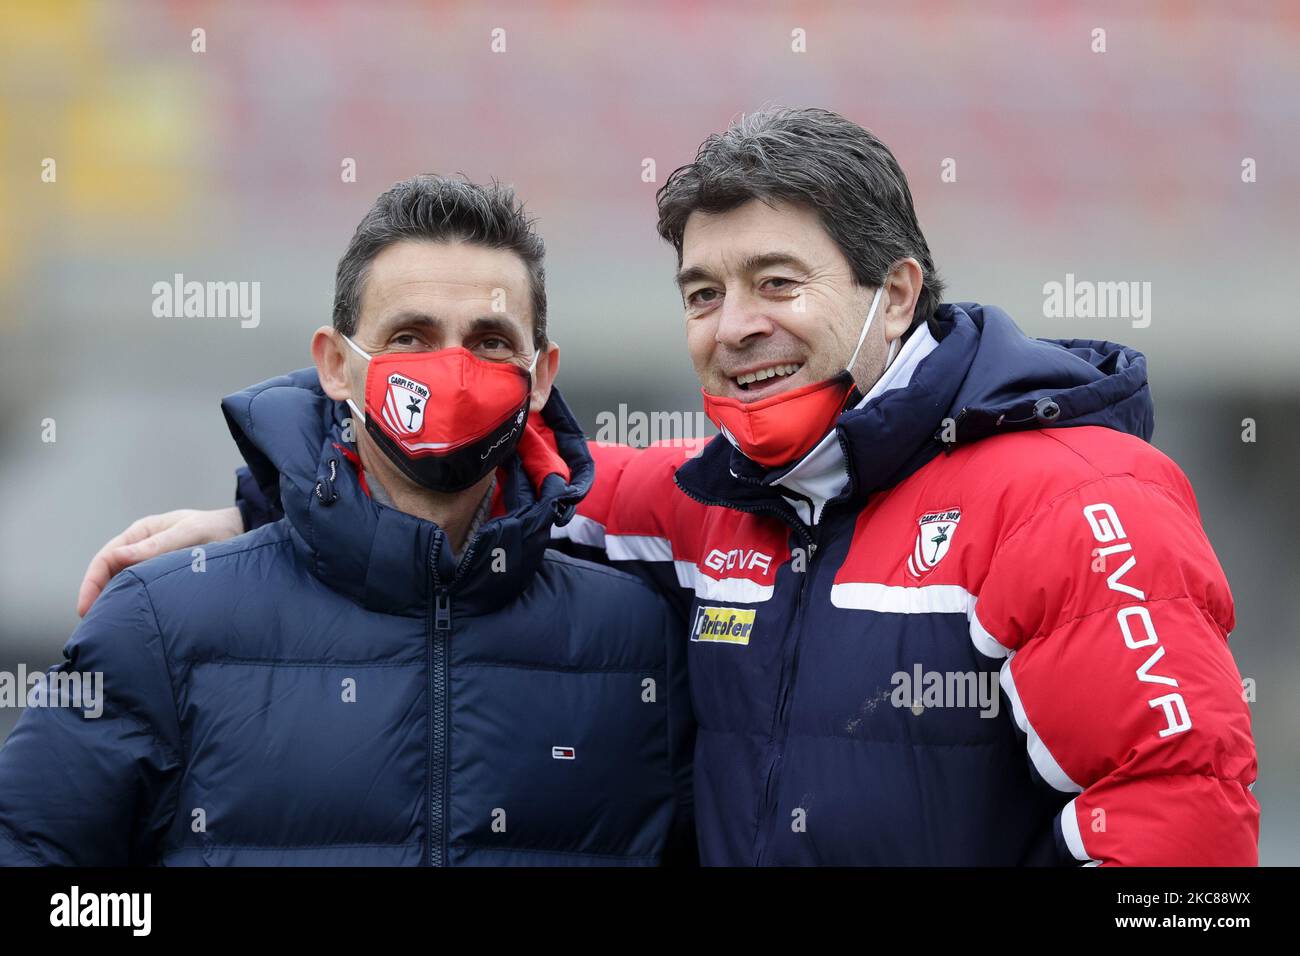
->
1059;797;1100;864
605;533;673;563
553;513;607;548
1000;656;1083;793
831;584;1018;665
676;561;774;604
553;517;774;602
969;607;1013;659
830;582;976;615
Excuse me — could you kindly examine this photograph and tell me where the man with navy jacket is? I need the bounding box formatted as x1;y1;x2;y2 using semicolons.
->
0;176;694;866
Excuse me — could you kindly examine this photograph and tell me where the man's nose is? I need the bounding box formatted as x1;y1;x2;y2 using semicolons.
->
714;290;774;349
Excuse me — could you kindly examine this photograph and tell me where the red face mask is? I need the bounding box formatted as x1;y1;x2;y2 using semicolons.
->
700;285;891;469
701;375;855;468
344;337;537;492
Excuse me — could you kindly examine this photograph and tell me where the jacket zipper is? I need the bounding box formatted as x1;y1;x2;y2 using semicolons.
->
427;534;450;867
426;527;487;867
675;473;824;865
753;521;824;865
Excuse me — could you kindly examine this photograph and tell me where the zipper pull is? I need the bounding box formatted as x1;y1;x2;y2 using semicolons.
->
434;589;452;632
314;458;339;504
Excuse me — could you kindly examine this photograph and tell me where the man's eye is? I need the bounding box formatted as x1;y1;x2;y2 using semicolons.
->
391;333;421;348
474;337;516;358
687;288;720;307
762;277;796;293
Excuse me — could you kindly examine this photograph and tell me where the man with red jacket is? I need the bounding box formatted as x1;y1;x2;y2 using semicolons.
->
76;107;1258;865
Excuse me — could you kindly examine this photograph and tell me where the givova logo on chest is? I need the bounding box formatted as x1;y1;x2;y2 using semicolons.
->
703;547;773;575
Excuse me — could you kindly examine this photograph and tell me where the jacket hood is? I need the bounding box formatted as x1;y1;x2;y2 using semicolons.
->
221;367;594;617
676;301;1154;518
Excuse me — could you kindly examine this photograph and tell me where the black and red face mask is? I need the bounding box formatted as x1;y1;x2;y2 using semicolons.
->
343;336;538;493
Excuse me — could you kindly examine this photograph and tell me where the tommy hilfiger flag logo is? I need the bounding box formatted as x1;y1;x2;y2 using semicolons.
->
551;746;575;760
908;508;961;577
383;373;430;434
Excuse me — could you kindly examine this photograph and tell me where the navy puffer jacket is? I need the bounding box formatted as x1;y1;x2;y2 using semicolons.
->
0;371;694;866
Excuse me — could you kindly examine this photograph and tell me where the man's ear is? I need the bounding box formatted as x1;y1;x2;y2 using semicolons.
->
312;327;354;402
882;258;924;345
529;341;560;413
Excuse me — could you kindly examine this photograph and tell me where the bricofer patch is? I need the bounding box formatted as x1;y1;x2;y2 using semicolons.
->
691;606;756;645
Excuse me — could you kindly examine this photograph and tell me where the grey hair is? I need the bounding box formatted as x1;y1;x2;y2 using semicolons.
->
655;107;945;330
333;174;547;349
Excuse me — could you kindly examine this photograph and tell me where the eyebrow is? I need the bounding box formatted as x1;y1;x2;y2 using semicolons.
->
376;311;526;342
466;316;525;342
675;264;715;290
675;252;814;289
377;310;442;333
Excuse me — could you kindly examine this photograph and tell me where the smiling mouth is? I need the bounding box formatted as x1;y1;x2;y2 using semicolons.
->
730;362;805;397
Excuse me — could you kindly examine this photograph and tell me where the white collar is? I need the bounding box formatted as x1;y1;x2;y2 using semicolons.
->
775;323;941;526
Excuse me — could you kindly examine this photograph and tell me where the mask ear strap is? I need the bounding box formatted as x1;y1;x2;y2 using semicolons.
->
526;346;542;376
846;284;886;373
341;335;371;424
342;335;372;362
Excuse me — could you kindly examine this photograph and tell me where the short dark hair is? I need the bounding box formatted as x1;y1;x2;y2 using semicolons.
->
334;174;547;349
656;107;945;330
